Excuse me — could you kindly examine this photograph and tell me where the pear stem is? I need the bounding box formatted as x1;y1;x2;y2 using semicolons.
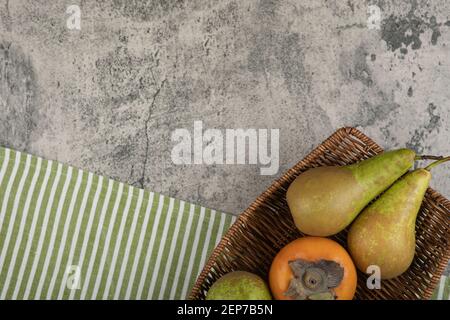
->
424;156;450;171
415;155;444;161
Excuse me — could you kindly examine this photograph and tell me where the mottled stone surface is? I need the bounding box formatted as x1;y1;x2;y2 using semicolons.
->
0;0;449;217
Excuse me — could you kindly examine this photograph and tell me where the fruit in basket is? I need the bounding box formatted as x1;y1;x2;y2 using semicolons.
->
286;149;415;236
348;157;450;279
269;237;357;300
206;271;272;300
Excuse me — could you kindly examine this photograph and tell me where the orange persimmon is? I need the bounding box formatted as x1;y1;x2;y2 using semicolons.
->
269;237;357;300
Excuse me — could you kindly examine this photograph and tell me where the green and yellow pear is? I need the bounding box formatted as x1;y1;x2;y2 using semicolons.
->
206;271;272;300
348;157;449;279
286;149;416;236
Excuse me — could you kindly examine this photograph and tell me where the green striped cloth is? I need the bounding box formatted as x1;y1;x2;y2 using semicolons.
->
432;275;450;300
0;147;236;300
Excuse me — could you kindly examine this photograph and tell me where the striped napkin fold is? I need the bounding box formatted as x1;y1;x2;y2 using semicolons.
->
0;147;236;300
432;275;449;300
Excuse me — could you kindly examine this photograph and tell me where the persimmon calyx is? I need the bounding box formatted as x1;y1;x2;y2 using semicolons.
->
284;258;344;300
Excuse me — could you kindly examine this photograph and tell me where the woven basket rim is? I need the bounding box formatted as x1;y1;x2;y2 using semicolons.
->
189;127;450;300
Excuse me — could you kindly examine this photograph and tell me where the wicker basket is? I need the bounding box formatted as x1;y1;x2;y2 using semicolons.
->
190;127;450;300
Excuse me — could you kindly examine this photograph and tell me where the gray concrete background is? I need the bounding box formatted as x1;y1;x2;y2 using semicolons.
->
0;0;449;216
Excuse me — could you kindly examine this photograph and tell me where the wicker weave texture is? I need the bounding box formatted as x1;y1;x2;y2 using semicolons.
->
190;127;450;300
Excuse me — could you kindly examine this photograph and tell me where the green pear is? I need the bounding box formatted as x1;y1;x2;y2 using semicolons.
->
347;157;449;279
206;271;271;300
287;149;416;236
